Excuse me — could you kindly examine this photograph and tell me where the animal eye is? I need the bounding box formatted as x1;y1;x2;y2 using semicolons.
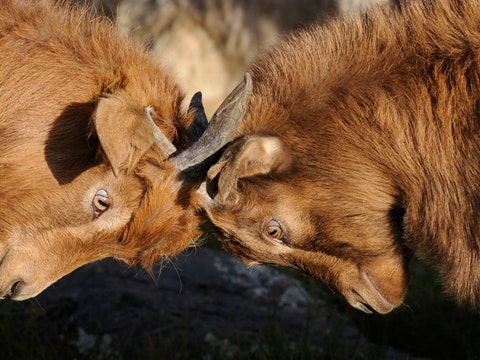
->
92;189;111;218
264;219;284;242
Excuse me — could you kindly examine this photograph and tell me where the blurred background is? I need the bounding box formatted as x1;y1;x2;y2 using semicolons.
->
83;0;391;116
2;0;480;359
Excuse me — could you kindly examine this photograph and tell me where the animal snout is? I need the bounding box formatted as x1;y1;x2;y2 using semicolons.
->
0;280;23;300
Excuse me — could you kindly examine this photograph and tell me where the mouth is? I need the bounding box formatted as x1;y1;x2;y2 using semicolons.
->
353;302;376;314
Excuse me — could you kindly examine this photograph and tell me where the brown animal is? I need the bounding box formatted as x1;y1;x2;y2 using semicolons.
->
0;0;249;300
199;0;480;313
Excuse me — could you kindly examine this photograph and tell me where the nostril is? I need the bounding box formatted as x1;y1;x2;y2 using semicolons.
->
8;280;22;298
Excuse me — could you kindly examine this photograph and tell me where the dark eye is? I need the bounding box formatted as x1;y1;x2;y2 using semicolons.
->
263;219;285;244
92;189;111;218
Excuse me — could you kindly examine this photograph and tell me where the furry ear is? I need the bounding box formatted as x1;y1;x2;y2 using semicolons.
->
94;96;162;176
206;136;291;205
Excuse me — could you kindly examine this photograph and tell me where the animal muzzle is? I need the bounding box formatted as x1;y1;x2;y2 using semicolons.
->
344;270;396;314
0;248;47;301
0;280;22;300
0;250;20;300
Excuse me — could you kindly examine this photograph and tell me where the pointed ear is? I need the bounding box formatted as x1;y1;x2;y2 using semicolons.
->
233;136;292;179
94;96;163;175
206;136;291;205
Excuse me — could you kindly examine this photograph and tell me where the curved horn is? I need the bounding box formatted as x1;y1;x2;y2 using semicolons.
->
144;106;177;157
173;72;252;173
144;92;209;158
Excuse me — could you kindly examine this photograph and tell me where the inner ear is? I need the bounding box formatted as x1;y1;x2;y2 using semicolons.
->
94;96;161;176
235;136;292;179
206;136;291;205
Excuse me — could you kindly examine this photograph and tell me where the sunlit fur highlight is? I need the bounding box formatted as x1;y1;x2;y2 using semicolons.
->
0;0;201;300
203;0;480;312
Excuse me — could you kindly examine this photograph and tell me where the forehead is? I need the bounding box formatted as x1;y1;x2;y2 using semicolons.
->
117;163;203;266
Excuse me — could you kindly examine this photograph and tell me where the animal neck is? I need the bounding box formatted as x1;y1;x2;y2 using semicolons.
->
366;85;480;306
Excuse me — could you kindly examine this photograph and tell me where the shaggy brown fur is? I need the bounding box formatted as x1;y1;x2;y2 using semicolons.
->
0;0;202;300
202;0;480;313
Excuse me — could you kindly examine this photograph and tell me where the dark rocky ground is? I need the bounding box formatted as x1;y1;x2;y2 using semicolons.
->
32;247;415;359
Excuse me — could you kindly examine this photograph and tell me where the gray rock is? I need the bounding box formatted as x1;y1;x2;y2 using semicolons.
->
36;247;414;358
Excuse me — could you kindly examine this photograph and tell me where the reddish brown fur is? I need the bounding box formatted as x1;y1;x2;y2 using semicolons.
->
0;0;202;300
202;0;480;313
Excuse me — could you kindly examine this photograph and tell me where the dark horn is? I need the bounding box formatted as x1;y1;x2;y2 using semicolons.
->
173;72;252;174
187;92;209;143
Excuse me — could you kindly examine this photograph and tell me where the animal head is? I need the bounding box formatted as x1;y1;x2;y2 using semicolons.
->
201;133;410;314
0;0;252;301
0;75;251;301
202;0;480;312
199;0;434;313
